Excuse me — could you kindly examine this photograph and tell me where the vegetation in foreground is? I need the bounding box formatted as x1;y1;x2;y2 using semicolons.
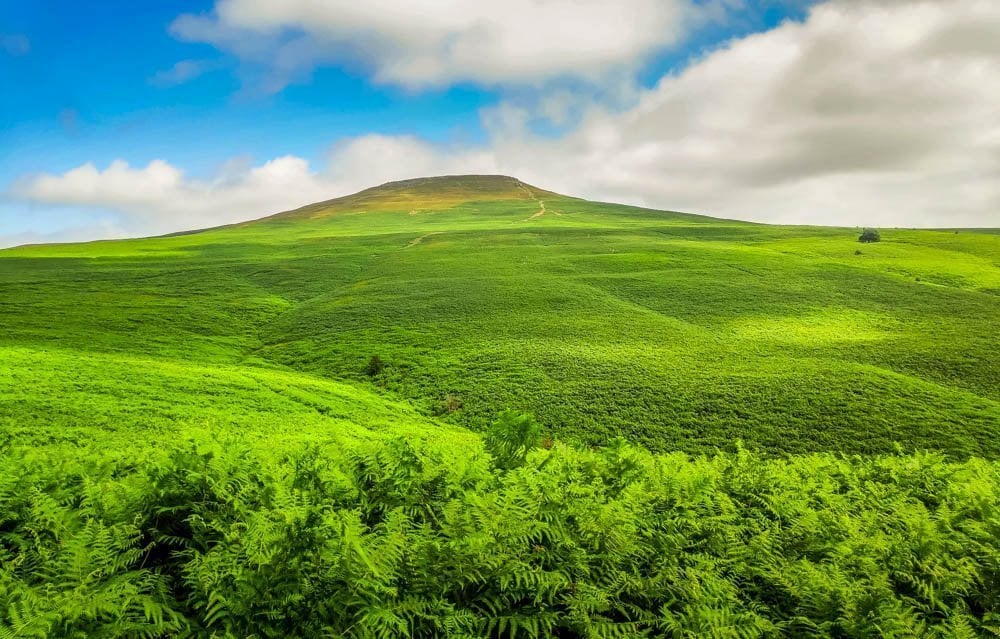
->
3;416;1000;638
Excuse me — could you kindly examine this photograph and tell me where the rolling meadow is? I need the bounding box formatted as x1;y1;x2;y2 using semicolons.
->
3;176;1000;637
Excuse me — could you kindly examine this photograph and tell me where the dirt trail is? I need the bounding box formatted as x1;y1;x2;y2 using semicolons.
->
526;199;561;219
405;232;441;248
510;177;535;201
511;177;554;220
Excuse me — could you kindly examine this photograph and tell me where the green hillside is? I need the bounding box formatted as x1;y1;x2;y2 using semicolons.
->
3;175;998;456
5;175;1000;637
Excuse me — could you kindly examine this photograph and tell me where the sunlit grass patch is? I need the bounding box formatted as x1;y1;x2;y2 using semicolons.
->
728;308;897;344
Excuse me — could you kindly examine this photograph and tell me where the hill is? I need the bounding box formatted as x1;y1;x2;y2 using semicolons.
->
4;175;1000;637
2;174;999;456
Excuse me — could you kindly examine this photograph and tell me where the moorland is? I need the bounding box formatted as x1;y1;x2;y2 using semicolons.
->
2;175;999;637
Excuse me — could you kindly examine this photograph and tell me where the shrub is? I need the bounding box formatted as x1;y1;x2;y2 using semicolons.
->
859;228;881;243
364;354;385;377
433;393;463;416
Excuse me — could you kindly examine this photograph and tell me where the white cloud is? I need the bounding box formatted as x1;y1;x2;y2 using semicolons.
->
497;0;1000;227
13;158;329;235
149;59;220;87
8;0;1000;236
8;137;496;238
170;0;702;90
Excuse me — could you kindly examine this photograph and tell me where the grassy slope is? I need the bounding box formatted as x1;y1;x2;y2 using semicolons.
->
0;346;475;452
2;175;998;456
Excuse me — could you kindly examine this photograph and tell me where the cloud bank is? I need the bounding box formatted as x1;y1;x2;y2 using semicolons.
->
6;0;1000;245
513;0;1000;227
15;157;332;235
170;0;701;91
9;139;500;242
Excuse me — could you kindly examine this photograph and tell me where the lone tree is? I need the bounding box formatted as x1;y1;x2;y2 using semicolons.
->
859;228;881;243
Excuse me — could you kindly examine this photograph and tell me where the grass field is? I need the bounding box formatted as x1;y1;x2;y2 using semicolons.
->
5;175;1000;637
2;175;999;457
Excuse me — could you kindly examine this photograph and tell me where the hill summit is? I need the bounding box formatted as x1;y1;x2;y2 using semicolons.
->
269;174;556;221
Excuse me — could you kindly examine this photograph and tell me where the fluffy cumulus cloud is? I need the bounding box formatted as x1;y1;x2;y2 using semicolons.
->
508;0;1000;227
14;158;330;236
170;0;700;90
8;137;498;242
7;0;1000;241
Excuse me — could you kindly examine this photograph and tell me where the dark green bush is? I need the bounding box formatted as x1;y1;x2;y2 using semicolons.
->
364;354;385;377
859;228;881;243
3;429;1000;638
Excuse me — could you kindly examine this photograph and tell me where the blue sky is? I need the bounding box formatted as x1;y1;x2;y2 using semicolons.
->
2;0;998;244
1;1;493;178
